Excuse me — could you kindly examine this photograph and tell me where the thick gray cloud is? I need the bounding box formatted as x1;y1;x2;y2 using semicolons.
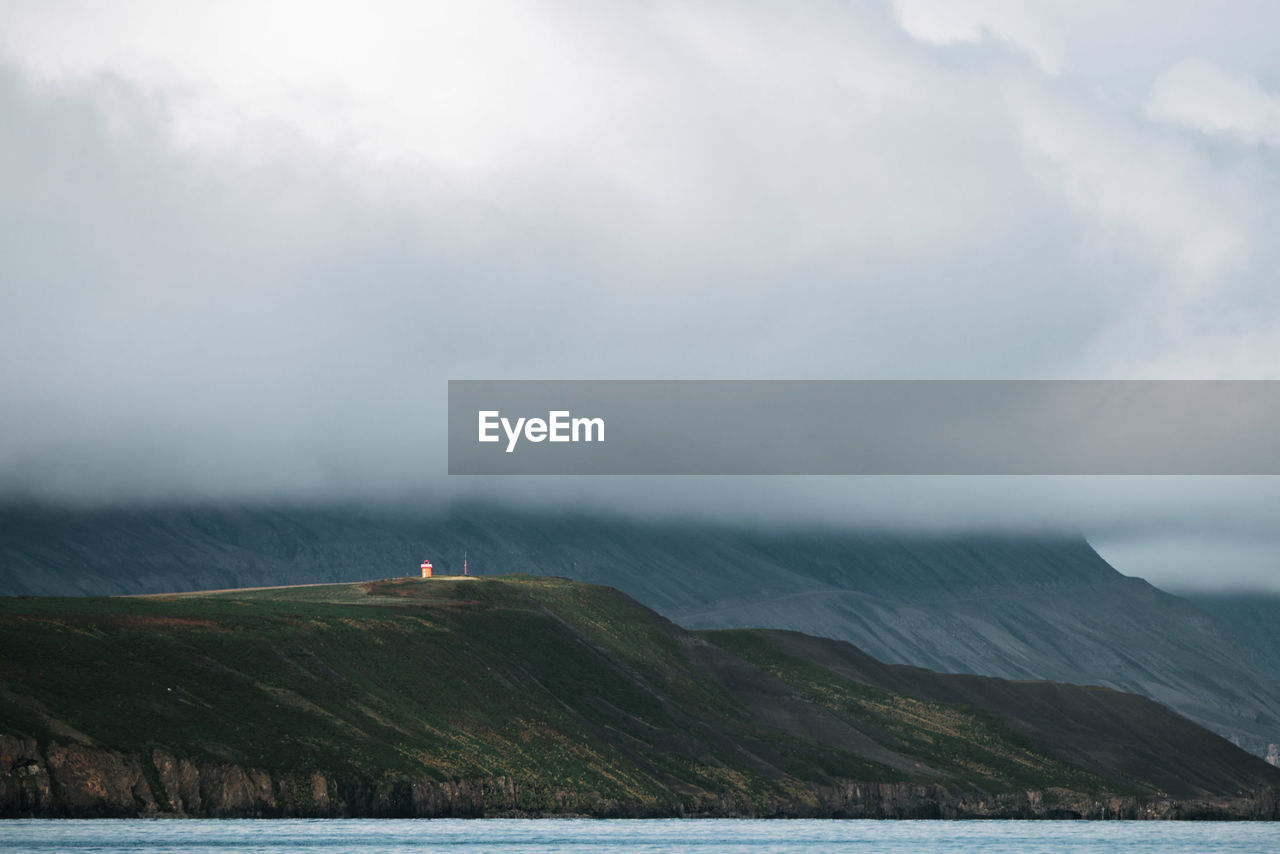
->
2;2;1280;590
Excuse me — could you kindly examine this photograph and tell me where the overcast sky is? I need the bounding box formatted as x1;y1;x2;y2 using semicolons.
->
3;1;1280;591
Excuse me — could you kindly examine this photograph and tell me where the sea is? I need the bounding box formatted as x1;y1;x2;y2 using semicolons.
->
1;819;1277;853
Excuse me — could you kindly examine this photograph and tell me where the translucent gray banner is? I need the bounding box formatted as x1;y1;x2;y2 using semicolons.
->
447;380;1280;475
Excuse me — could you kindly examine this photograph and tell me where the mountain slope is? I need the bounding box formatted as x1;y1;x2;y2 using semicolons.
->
1184;593;1280;683
1;576;1276;818
712;629;1271;799
2;503;1277;759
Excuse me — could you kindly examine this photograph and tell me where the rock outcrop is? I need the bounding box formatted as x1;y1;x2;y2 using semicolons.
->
2;735;1277;820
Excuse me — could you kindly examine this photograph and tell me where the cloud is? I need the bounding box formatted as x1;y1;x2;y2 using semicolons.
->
892;0;1064;73
2;2;1280;590
1147;58;1280;145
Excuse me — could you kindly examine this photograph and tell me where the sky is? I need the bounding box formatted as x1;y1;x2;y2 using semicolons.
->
2;1;1280;590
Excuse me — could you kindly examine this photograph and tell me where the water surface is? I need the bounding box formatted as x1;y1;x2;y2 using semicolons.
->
1;818;1276;853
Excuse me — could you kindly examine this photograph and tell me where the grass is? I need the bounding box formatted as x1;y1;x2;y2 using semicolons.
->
702;629;1115;794
0;575;1118;814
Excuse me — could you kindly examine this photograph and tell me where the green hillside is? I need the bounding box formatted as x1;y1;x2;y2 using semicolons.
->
5;504;1278;762
0;575;1276;818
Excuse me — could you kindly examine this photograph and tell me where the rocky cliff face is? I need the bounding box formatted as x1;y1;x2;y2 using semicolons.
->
1;735;506;818
3;736;1276;820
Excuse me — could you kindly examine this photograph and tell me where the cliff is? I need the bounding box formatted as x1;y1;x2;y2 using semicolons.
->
3;734;1275;819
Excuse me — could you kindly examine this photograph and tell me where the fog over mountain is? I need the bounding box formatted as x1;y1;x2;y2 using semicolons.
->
3;2;1280;591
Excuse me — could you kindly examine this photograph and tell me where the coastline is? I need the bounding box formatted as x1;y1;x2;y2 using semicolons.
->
3;737;1276;821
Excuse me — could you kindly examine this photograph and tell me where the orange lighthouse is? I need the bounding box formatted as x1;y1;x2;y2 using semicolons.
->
420;559;433;578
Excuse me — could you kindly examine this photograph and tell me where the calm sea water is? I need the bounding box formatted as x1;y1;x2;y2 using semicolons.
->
0;819;1276;853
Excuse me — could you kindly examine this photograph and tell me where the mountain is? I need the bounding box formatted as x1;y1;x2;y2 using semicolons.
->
2;503;1277;759
1183;593;1280;683
1;576;1276;818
